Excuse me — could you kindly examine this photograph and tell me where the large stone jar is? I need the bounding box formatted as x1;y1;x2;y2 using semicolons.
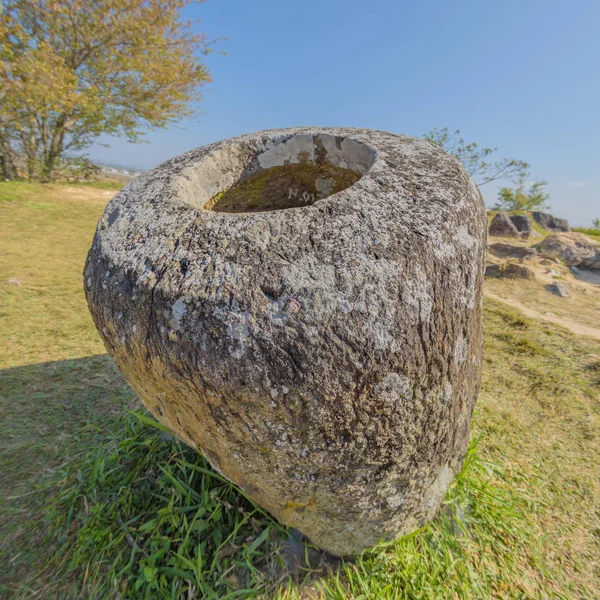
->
85;127;487;556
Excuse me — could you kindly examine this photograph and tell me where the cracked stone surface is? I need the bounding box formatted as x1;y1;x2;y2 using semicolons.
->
539;232;600;269
84;127;487;556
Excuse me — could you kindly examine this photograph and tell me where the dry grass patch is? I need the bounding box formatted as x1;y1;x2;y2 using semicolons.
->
485;273;600;332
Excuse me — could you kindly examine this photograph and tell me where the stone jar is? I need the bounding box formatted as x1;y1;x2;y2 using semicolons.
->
85;127;487;556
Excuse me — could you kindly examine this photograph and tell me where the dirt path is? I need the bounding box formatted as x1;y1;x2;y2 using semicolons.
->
60;186;116;204
485;289;600;341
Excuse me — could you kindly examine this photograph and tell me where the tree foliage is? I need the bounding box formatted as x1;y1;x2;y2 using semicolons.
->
593;218;600;228
493;175;550;212
0;0;213;181
424;127;529;186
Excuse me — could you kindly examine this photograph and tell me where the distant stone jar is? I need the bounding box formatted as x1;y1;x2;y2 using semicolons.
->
85;127;487;556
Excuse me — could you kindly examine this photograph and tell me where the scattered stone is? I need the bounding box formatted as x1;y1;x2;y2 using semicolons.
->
485;263;503;278
546;269;561;278
484;262;535;279
570;266;581;275
547;282;570;298
7;278;22;286
85;127;487;557
489;213;520;238
488;243;537;261
504;263;535;280
532;211;570;232
539;258;553;266
539;232;600;269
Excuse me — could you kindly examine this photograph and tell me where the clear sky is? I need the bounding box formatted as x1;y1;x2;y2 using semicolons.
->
89;0;600;226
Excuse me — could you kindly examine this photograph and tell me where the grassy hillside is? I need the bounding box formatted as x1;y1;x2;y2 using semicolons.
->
1;183;599;599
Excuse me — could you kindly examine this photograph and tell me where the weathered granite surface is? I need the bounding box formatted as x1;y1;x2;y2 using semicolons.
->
539;232;600;269
532;211;570;232
488;242;537;261
84;127;487;556
489;212;520;238
508;214;532;239
489;212;532;239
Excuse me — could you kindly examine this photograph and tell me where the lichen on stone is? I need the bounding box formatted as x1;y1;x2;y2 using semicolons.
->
84;127;487;556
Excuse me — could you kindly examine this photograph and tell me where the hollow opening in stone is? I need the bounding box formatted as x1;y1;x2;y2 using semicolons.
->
187;133;376;214
206;161;360;213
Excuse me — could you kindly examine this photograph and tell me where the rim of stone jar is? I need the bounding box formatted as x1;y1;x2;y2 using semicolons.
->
163;127;391;219
93;127;478;279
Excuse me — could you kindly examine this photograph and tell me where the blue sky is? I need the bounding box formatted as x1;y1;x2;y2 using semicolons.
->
90;0;600;226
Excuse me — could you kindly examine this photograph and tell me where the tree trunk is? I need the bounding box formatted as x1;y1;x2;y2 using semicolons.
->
41;155;56;183
42;116;68;182
1;153;13;180
0;139;18;180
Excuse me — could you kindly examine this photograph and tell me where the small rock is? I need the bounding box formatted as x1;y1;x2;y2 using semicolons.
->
485;264;503;278
8;278;22;286
546;269;561;278
504;263;535;280
547;282;570;298
570;266;581;275
484;262;535;280
488;243;537;260
539;259;553;266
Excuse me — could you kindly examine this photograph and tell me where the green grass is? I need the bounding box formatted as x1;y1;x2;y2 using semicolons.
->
2;182;600;599
65;179;127;190
0;181;109;366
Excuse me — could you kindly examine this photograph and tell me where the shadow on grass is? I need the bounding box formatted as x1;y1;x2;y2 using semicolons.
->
0;356;337;599
1;354;136;488
1;354;136;597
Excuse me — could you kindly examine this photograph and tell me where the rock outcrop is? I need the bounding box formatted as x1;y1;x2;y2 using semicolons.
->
85;127;487;556
488;243;537;261
489;213;520;238
504;263;536;279
484;262;535;279
538;232;600;269
508;214;532;239
489;213;532;239
532;212;570;232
